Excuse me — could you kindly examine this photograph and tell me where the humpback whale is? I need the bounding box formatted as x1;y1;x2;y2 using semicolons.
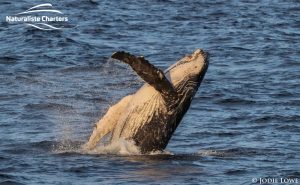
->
85;49;209;154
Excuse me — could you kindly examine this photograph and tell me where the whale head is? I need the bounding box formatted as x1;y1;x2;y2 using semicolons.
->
166;49;209;95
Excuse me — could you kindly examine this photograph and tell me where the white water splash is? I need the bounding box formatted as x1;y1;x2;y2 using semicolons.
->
52;138;175;156
86;139;141;155
148;149;173;155
197;150;225;157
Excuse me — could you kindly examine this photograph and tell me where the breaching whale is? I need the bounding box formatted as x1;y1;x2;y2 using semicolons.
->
85;49;209;154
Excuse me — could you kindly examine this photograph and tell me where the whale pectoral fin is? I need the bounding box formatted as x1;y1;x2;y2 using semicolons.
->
111;51;178;100
84;95;132;150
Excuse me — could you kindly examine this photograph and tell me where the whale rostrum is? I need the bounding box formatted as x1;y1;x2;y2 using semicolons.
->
85;49;209;154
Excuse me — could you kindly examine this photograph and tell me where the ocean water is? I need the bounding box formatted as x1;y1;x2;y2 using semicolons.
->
0;0;299;184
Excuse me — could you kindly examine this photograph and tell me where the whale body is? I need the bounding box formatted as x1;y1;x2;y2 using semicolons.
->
85;49;209;154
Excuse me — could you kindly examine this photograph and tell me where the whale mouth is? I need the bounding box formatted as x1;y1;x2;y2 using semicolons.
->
164;49;209;72
191;49;209;61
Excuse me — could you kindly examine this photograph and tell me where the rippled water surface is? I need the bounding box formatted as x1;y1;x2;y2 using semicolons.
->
0;0;299;184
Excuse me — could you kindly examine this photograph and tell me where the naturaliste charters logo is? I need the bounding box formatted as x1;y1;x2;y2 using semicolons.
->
6;3;69;30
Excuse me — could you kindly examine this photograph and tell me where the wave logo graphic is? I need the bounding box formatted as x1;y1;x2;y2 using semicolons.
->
6;3;69;31
17;3;63;15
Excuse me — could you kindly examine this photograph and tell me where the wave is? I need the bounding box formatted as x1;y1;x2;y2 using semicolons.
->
0;180;25;185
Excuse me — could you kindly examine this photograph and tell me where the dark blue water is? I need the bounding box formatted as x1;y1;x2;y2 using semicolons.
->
0;0;299;184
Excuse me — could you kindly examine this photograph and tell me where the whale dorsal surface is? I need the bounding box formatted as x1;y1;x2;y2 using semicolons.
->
85;49;209;154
